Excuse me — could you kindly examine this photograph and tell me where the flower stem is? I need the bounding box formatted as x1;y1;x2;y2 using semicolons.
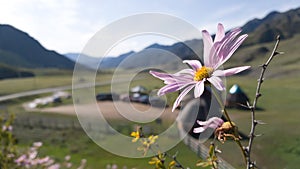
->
211;87;247;165
210;88;231;123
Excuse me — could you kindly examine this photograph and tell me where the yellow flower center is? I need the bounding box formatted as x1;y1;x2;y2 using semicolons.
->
194;66;214;81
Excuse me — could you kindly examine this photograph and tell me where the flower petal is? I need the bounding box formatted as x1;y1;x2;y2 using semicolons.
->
213;66;250;77
183;60;202;71
194;117;224;133
228;34;248;57
172;85;194;112
212;28;246;69
149;70;193;84
211;27;242;68
197;117;224;126
215;34;248;68
149;71;173;81
194;80;205;98
207;76;225;91
222;27;243;45
214;23;225;42
193;126;207;133
174;68;195;76
158;81;196;96
158;83;183;96
202;30;213;66
208;41;223;68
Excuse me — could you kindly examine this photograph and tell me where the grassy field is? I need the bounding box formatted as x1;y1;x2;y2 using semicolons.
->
0;71;201;169
0;70;114;96
104;73;300;168
1;65;300;169
213;76;300;168
0;75;73;95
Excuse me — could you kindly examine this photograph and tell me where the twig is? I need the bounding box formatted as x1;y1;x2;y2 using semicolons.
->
211;87;247;165
149;137;186;168
245;35;281;168
165;152;185;169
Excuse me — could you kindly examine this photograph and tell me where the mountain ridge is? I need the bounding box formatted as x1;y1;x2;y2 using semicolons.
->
66;7;300;71
1;6;300;78
242;7;300;45
0;24;74;69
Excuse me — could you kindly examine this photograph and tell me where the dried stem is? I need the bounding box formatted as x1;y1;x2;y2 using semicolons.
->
246;35;281;168
211;87;247;165
165;152;185;169
153;143;185;168
147;135;186;169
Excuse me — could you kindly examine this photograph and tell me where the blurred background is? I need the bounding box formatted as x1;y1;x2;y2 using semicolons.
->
0;0;300;168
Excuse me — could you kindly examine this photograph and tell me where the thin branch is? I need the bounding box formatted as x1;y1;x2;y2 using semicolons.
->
246;35;281;168
165;152;185;169
150;139;186;168
211;87;247;165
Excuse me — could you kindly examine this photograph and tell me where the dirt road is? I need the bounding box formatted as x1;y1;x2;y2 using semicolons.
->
39;101;179;121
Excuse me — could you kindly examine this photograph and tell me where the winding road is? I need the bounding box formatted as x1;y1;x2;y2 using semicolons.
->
0;79;128;102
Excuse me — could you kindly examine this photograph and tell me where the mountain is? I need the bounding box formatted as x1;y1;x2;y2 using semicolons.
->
118;7;300;75
66;7;300;78
1;7;299;74
0;24;74;69
115;41;201;69
65;40;202;70
99;51;135;69
65;51;135;69
65;53;99;69
0;63;34;80
242;7;300;45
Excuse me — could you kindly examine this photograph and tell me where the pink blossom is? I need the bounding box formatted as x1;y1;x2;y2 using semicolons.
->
150;23;250;111
29;151;38;160
38;156;50;165
48;163;60;169
44;159;55;166
15;154;26;165
33;142;43;147
2;125;13;131
193;117;224;133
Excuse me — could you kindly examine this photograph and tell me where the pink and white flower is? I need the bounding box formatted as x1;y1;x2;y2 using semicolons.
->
150;23;250;111
193;117;224;133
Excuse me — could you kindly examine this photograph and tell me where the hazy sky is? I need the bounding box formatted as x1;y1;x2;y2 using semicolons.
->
0;0;299;56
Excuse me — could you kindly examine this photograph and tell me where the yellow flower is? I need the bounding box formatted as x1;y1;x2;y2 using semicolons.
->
168;160;176;169
130;126;142;142
149;153;166;169
147;135;158;145
196;157;218;168
139;135;159;156
197;143;218;168
142;135;158;147
130;131;140;142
